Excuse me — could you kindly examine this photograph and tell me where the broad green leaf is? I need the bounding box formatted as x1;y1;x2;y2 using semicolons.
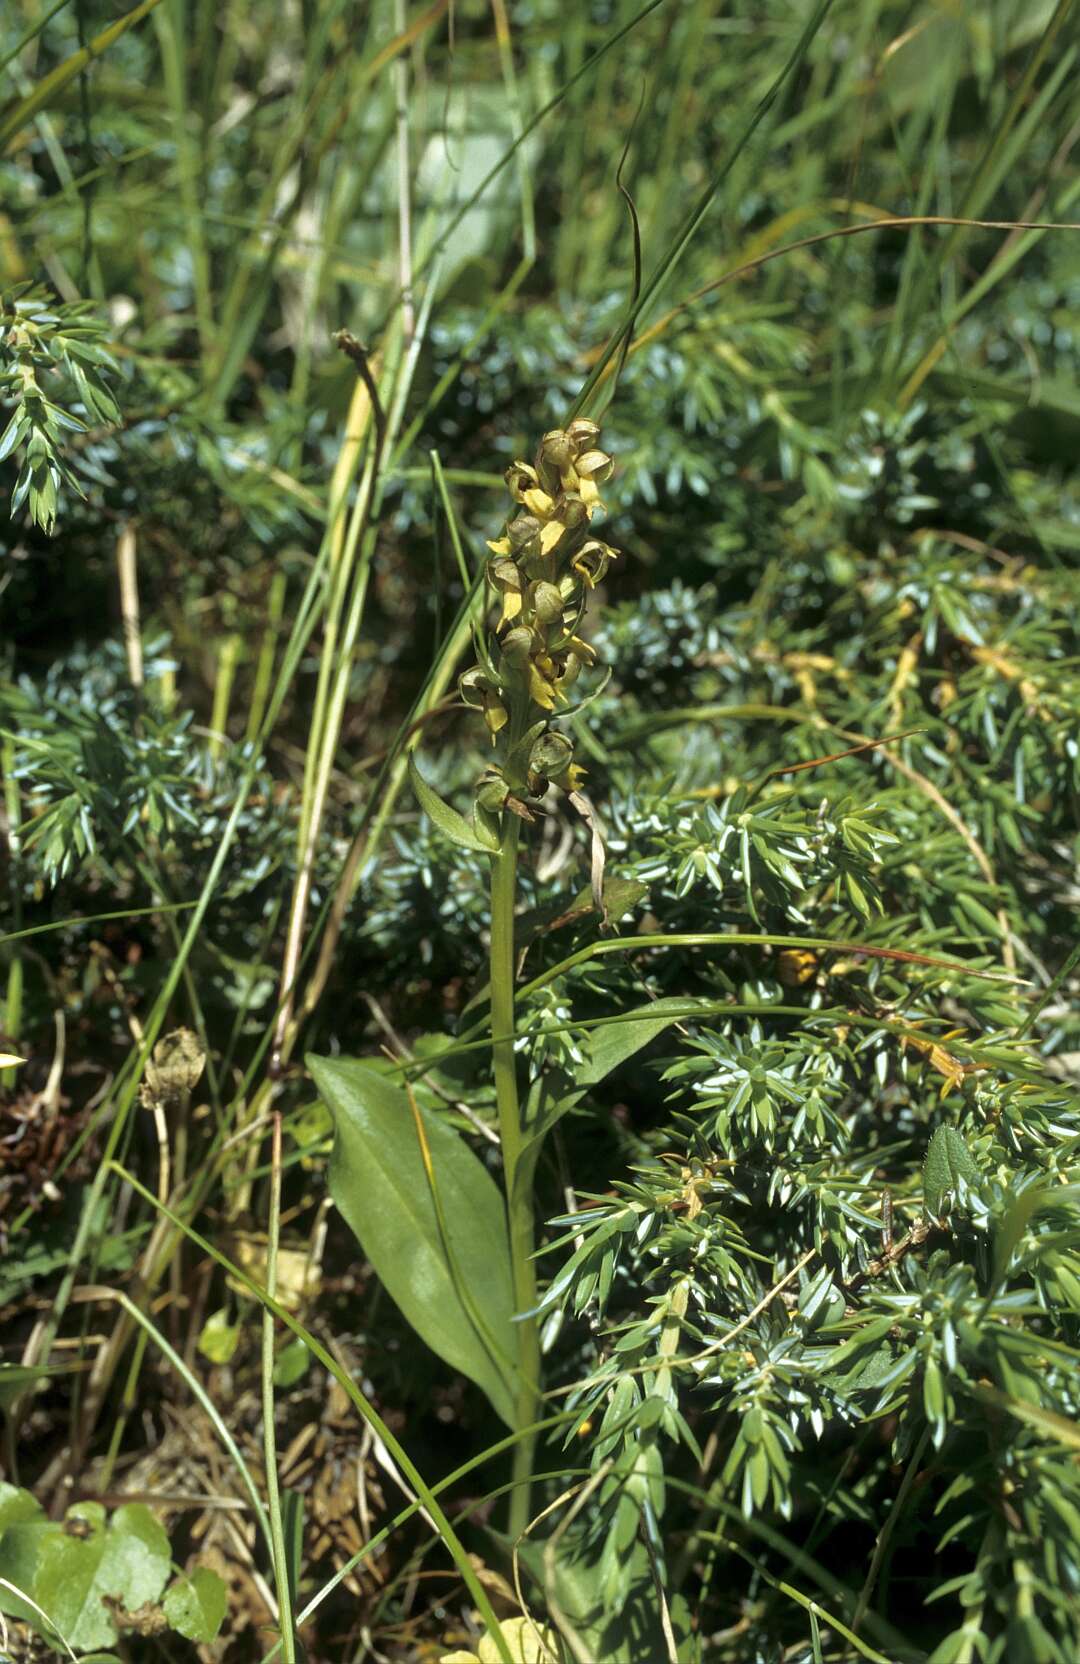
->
923;1126;979;1217
0;1485;43;1531
579;996;707;1089
409;755;499;853
273;1339;311;1388
309;1053;517;1427
163;1567;227;1643
33;1503;170;1652
197;1307;240;1365
0;1484;51;1627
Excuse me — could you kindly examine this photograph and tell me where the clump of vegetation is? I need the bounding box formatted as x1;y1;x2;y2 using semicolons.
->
2;2;1079;1662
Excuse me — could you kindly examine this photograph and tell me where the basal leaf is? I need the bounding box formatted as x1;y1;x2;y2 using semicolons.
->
0;1484;51;1628
309;1053;517;1427
33;1502;170;1652
163;1567;227;1643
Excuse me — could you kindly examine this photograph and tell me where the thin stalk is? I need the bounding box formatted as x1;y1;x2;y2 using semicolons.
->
262;1113;296;1664
0;0;74;79
2;737;23;1091
116;522;143;696
152;0;215;363
490;812;541;1538
852;1427;930;1634
209;633;242;763
393;0;414;346
245;571;287;746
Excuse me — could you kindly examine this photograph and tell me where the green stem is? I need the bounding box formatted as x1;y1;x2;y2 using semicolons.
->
490;812;541;1539
2;736;24;1093
261;1113;296;1664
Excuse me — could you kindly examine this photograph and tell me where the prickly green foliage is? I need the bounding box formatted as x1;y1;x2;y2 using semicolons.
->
2;640;301;897
0;284;120;532
517;516;1080;1658
3;1;1080;1662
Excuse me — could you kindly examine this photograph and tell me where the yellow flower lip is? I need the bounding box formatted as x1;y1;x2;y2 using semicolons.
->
521;486;554;517
527;661;557;709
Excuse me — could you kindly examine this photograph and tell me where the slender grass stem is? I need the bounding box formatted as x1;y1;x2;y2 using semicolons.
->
2;737;23;1093
489;811;541;1538
262;1113;296;1664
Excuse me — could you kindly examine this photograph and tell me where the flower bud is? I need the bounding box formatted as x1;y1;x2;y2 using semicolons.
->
529;731;574;776
489;556;524;626
539;429;574;472
459;666;496;707
507;514;541;550
459;666;507;735
476;776;511;813
556;493;589;531
529;580;564;626
574;449;613;483
489;556;522;593
500;625;537;668
566;418;600;453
